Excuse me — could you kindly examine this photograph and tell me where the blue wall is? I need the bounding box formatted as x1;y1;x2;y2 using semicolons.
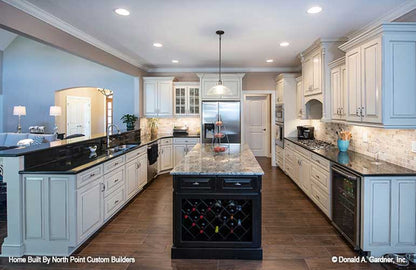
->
2;36;137;133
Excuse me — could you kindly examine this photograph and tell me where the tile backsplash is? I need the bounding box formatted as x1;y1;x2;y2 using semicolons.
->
310;120;416;170
140;117;201;136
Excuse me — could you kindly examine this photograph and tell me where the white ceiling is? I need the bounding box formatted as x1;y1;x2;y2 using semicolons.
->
0;28;17;51
11;0;416;71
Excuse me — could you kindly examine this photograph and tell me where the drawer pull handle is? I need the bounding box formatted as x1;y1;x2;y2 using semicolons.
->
136;162;141;169
315;194;320;200
114;179;119;183
90;173;96;177
114;162;119;166
192;182;200;186
315;175;320;179
114;200;119;204
234;182;242;186
101;183;106;192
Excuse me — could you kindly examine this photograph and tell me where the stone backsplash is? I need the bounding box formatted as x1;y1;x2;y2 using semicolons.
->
140;117;201;136
310;120;416;170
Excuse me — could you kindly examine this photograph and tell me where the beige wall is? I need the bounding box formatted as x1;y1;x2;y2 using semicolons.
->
55;87;106;135
0;1;144;77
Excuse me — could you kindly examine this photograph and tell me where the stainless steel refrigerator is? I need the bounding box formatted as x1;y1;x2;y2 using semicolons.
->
202;101;241;143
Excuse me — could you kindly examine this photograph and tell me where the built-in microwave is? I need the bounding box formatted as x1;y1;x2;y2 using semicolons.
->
275;104;284;123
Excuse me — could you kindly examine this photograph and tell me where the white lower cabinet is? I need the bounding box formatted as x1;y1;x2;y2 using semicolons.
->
160;144;173;172
283;140;331;218
174;144;187;166
21;145;148;256
77;179;103;243
362;177;416;256
173;137;200;167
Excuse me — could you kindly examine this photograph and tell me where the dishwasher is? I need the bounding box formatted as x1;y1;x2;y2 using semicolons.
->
147;142;159;182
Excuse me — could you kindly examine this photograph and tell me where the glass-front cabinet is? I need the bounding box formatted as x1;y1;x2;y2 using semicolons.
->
174;82;200;116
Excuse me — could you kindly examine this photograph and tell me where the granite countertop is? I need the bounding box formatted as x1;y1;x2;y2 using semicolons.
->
285;137;416;176
20;133;200;175
170;143;264;176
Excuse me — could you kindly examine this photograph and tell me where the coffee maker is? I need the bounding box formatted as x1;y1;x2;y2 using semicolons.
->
297;126;315;140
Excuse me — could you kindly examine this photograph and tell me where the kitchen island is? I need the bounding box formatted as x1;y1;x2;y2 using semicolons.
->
170;143;264;260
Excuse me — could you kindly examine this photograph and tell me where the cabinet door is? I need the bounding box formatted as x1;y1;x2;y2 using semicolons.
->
138;155;147;188
160;145;173;171
77;180;103;243
296;79;305;118
303;58;314;96
188;87;200;115
175;87;186;115
276;80;284;103
144;81;158;116
174;145;186;166
346;47;362;122
312;52;322;94
361;38;382;124
125;160;139;199
340;65;347;119
299;157;311;196
158;81;173;116
331;67;341;120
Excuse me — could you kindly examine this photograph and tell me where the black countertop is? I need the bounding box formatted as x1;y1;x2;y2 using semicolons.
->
285;137;416;176
20;134;200;175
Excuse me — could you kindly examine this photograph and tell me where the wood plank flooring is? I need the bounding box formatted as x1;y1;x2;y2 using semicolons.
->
0;158;385;269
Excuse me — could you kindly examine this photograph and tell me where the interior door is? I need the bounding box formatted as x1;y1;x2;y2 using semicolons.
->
66;96;91;137
244;96;268;156
346;47;362;122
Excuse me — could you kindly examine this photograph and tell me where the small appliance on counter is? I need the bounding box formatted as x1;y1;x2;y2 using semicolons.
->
297;125;315;140
173;126;189;137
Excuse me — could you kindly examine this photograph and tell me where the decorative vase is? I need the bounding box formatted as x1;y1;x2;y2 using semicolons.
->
126;122;134;131
150;126;158;139
337;139;350;152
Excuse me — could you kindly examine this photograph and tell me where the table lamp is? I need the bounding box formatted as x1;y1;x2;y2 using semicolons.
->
49;106;62;134
13;106;26;133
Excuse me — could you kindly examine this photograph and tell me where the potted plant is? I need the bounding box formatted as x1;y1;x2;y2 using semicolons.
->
121;114;138;131
148;118;159;139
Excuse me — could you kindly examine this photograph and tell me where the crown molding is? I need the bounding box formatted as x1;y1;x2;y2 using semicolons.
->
328;56;345;69
2;0;149;70
346;0;416;39
147;66;300;73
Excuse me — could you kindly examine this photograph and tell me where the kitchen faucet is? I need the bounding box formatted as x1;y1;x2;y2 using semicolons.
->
106;124;121;148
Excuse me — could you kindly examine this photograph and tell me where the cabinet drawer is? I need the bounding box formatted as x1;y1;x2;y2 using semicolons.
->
295;145;311;159
284;140;295;149
160;138;173;145
311;165;330;192
104;185;125;220
126;146;146;162
77;165;103;188
311;153;330;170
220;177;258;191
174;138;199;145
311;183;330;216
177;177;215;192
104;167;124;196
104;156;125;174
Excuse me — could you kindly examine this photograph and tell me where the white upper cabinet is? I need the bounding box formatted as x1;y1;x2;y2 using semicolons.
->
340;23;416;128
174;82;200;116
300;39;346;120
296;76;305;119
143;77;174;117
329;57;346;120
197;73;245;100
276;80;284;103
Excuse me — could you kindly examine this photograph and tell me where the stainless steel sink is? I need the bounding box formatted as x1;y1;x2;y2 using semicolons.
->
106;144;138;155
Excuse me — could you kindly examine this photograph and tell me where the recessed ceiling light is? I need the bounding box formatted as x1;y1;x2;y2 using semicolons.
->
307;6;322;14
280;42;290;47
153;43;163;48
114;8;130;16
172;60;179;63
266;59;274;63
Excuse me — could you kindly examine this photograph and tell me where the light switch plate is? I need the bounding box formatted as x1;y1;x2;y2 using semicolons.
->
412;141;416;153
363;132;368;143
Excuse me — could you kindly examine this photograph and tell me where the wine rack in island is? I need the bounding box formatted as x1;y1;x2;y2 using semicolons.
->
172;176;262;260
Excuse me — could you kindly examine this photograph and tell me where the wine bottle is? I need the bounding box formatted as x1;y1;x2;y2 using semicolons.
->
237;219;242;226
227;200;236;214
215;226;219;233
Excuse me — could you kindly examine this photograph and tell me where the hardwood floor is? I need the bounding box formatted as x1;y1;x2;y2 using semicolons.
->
0;157;385;269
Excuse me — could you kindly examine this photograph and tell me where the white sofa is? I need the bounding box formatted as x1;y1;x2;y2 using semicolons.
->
0;133;57;149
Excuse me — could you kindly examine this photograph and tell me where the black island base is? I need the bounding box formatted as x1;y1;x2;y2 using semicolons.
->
171;174;263;260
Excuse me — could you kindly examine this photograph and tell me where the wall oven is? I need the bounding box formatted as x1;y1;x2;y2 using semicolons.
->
275;104;284;123
275;122;284;148
331;165;361;250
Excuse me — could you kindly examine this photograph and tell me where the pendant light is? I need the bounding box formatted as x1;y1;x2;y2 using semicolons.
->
207;30;232;96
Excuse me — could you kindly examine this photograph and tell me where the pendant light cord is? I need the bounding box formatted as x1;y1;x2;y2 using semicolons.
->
218;33;222;83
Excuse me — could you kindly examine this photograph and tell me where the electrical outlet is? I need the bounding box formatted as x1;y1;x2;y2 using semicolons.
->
363;132;368;143
412;141;416;153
